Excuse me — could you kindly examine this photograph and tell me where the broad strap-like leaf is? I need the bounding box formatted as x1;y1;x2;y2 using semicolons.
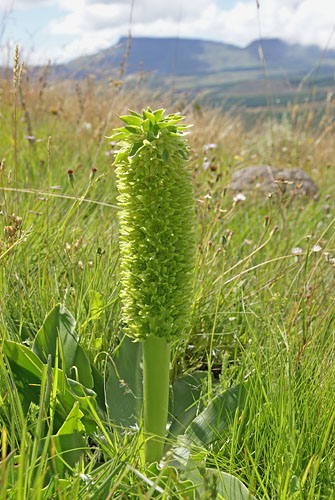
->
89;290;103;321
168;371;208;441
4;340;43;377
106;334;143;428
33;304;94;389
33;304;78;374
186;382;248;445
4;339;98;434
172;383;249;467
184;462;256;500
3;340;43;411
71;345;94;389
56;402;85;435
52;431;87;476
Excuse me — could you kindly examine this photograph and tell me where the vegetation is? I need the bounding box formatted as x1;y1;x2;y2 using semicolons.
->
110;108;195;463
0;49;335;499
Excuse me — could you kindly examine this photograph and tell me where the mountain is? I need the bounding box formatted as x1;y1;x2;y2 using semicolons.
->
246;38;333;70
32;36;334;113
56;36;335;80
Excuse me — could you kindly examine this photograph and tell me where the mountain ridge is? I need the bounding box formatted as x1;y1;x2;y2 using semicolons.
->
54;36;335;80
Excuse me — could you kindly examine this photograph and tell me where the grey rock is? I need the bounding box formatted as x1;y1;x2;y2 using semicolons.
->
230;165;318;196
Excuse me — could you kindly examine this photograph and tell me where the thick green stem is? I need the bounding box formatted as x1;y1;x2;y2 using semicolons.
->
142;335;170;463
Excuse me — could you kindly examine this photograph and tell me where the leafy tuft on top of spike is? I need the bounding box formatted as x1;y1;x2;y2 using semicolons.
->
108;107;192;165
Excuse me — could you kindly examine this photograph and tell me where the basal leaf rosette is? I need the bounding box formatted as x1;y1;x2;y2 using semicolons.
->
110;108;195;342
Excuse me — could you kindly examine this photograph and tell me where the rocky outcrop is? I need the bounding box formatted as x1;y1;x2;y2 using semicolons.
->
230;165;318;196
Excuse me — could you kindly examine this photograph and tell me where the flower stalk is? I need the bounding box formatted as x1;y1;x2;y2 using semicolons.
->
143;336;170;462
110;107;195;463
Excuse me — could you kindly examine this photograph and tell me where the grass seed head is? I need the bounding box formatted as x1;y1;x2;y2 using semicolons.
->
4;226;16;240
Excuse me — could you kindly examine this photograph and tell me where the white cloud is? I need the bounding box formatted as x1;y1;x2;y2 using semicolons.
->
0;0;54;8
2;0;335;63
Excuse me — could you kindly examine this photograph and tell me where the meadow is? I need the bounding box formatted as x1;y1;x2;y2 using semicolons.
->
0;52;335;499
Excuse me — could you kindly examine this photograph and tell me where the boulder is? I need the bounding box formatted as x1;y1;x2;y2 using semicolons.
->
230;165;318;196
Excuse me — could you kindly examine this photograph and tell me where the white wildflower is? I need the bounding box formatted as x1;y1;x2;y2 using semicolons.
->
203;143;217;152
233;193;246;202
291;247;303;256
312;244;322;253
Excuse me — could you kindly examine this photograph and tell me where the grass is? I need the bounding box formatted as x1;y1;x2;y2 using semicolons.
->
0;52;335;499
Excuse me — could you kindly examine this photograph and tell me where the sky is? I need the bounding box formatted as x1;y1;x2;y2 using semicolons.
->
0;0;334;65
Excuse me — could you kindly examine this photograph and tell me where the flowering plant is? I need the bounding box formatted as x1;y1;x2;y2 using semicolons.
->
109;107;195;462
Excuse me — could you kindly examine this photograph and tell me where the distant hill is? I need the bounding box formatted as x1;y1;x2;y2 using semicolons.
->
2;36;330;114
55;36;335;80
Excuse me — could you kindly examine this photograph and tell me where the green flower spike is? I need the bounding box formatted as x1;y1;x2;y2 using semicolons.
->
109;107;195;463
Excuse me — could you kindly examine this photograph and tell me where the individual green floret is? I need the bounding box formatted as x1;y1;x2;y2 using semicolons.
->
109;107;195;463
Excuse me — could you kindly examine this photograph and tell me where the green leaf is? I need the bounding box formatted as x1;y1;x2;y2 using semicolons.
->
119;114;143;126
57;402;85;435
106;132;126;141
57;375;98;434
185;383;248;445
128;109;142;118
152;123;160;138
172;383;249;466
184;464;256;500
146;462;195;499
33;304;95;391
157;121;178;129
91;363;107;415
177;124;192;130
106;334;142;428
141;119;151;131
129;141;145;158
3;340;43;411
4;339;98;434
125;126;140;134
153;108;166;121
289;475;300;494
162;149;169;162
214;470;256;500
90;290;103;321
71;345;94;389
33;304;77;374
142;109;156;123
52;432;87;476
4;340;43;378
113;149;128;164
112;126;128;133
168;372;208;441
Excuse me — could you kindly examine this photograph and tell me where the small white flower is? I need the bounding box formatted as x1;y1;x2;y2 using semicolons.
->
233;193;246;202
291;247;303;256
203;143;217;152
312;244;322;253
323;252;331;262
80;473;92;483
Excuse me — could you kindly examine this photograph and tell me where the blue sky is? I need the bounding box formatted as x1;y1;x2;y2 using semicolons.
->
1;0;334;64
